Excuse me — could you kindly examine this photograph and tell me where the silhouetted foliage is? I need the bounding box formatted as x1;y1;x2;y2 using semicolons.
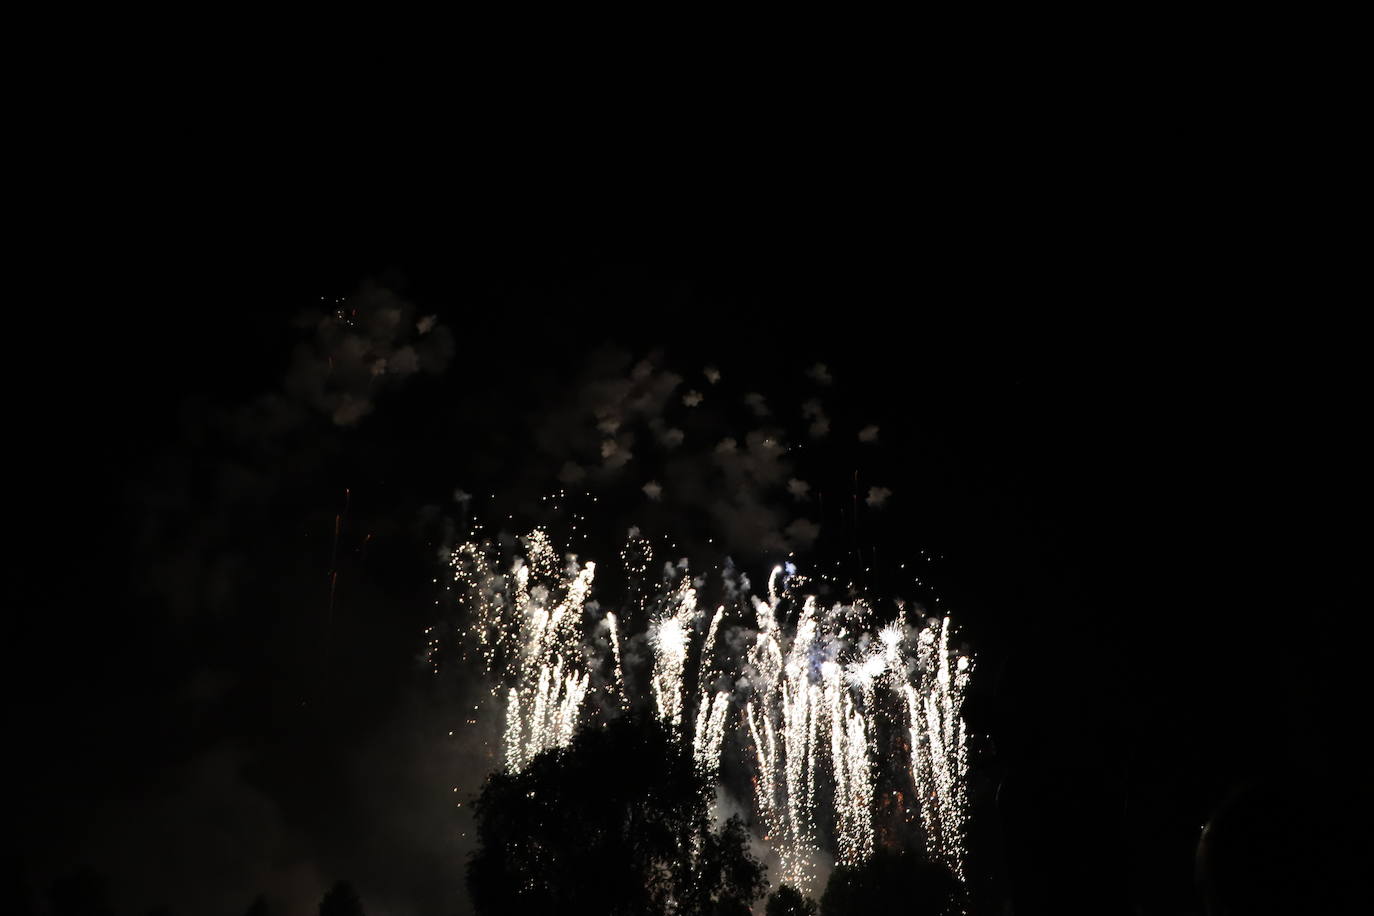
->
468;714;767;916
820;850;960;916
1197;780;1371;915
11;858;34;916
49;866;115;916
319;881;365;916
767;884;818;916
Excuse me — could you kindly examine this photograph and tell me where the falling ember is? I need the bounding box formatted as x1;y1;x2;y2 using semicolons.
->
450;530;973;893
452;530;598;771
649;579;697;733
904;618;972;882
605;611;627;708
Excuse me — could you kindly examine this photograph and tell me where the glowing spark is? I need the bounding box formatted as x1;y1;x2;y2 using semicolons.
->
451;530;975;891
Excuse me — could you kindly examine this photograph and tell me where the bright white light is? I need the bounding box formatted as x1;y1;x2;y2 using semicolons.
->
452;531;973;892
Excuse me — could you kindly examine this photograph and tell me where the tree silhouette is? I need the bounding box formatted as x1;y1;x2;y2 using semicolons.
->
319;881;365;916
11;857;35;916
468;714;767;916
766;884;818;916
1196;779;1370;915
819;849;960;916
48;866;115;916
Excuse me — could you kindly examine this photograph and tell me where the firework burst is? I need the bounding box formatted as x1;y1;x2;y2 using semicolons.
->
450;531;973;893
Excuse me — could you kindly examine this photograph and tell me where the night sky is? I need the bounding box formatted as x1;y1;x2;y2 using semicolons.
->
11;212;1368;914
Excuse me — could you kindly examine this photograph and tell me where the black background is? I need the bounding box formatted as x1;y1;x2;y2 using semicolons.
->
10;165;1368;914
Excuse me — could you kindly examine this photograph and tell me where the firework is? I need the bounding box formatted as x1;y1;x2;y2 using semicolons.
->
450;531;973;890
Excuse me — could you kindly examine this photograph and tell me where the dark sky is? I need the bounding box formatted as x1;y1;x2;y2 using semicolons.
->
11;206;1368;914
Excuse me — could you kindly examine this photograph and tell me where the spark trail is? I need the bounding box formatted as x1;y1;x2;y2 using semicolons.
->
450;530;973;893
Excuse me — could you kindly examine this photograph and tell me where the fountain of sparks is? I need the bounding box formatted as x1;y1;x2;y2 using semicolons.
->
451;530;595;772
449;530;974;893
